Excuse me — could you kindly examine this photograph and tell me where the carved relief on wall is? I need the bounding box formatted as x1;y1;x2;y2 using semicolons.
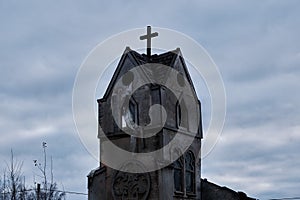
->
112;161;151;200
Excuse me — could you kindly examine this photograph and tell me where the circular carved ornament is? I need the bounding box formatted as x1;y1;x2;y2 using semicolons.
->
112;162;151;200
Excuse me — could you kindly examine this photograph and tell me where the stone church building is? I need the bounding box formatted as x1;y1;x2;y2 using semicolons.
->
87;27;255;200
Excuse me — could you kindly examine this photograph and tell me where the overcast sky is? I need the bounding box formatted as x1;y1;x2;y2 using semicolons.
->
1;1;300;199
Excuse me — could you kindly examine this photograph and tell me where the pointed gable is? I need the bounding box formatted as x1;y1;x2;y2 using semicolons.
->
102;47;142;100
100;47;198;102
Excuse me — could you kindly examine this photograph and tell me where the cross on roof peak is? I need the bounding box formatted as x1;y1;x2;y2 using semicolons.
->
140;26;158;57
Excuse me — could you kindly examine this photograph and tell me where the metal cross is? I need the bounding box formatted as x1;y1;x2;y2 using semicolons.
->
140;26;158;57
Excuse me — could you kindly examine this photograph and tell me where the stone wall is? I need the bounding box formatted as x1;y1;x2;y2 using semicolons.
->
201;179;256;200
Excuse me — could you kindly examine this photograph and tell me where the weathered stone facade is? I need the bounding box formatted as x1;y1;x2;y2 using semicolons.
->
88;48;202;200
201;179;256;200
87;47;256;200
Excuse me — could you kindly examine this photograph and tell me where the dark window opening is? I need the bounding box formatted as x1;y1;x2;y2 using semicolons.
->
122;98;138;128
174;157;184;192
185;151;195;193
173;151;196;196
129;100;137;124
177;100;188;129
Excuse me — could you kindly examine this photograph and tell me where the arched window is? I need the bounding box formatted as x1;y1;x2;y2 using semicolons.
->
173;151;196;195
122;98;138;128
174;157;184;192
185;151;195;193
129;100;137;124
176;100;188;129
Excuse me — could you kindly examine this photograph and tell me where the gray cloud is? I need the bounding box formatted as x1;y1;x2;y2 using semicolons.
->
0;0;300;199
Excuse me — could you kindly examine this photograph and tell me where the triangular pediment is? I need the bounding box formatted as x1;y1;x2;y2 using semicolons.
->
101;47;146;100
99;47;198;101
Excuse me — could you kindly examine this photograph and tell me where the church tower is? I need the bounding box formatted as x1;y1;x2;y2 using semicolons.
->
88;26;203;200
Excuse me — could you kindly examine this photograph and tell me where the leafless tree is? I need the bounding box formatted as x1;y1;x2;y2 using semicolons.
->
1;145;65;200
0;150;27;200
33;142;65;200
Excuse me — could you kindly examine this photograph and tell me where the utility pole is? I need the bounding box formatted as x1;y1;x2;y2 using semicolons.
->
37;183;40;200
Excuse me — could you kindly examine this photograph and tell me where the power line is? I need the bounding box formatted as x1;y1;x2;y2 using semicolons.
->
269;197;300;200
1;188;88;196
54;190;87;196
3;188;300;199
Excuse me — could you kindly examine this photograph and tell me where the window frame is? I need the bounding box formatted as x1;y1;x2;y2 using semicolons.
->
121;98;138;129
185;151;196;195
173;156;184;194
173;150;196;197
176;100;189;130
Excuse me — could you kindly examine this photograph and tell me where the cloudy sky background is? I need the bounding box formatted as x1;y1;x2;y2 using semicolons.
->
1;0;300;199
